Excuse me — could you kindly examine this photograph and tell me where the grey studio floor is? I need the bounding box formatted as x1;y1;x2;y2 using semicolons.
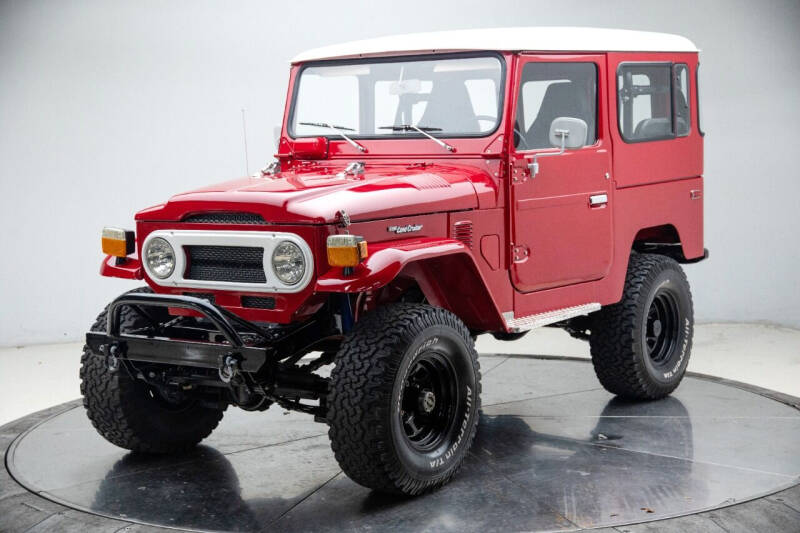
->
2;323;800;533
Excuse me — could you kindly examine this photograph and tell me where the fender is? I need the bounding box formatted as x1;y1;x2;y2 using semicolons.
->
100;254;143;280
315;238;506;331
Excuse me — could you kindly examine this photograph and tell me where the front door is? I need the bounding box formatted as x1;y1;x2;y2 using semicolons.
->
509;54;613;293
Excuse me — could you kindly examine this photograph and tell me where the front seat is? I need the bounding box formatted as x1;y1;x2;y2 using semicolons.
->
525;82;593;149
418;80;479;134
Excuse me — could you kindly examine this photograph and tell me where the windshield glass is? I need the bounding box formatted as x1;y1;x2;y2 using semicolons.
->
290;55;504;139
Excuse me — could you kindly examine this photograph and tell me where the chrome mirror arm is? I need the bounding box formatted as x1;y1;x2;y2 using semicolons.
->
528;129;568;178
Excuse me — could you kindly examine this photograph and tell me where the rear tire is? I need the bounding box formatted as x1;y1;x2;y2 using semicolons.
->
590;253;694;400
80;287;226;454
327;304;481;495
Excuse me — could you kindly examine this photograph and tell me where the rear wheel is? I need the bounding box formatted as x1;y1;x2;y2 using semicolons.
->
327;303;481;495
590;253;694;400
80;287;226;454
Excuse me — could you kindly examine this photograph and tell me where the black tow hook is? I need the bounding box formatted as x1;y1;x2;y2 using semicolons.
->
99;343;124;373
218;353;241;384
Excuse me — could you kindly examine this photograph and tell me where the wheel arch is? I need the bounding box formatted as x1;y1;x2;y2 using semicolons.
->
632;223;708;264
314;238;506;332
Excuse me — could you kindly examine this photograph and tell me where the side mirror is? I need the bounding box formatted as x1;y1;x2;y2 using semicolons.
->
528;116;589;178
549;117;588;149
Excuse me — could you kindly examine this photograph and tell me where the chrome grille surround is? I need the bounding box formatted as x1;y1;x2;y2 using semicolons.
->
141;230;313;293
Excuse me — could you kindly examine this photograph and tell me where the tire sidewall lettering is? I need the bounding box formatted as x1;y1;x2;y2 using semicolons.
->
640;271;693;385
391;327;478;476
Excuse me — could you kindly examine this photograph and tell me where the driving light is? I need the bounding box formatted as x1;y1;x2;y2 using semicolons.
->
272;241;305;285
144;237;175;279
101;227;135;258
327;234;368;267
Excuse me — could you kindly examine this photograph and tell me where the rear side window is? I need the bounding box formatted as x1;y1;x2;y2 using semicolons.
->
617;64;673;142
696;63;705;135
515;62;597;150
617;62;695;142
673;64;691;137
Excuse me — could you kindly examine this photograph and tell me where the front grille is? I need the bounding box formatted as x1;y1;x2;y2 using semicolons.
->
241;296;276;309
183;212;266;224
185;245;266;284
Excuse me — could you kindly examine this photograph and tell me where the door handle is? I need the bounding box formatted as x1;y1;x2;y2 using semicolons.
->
589;194;608;207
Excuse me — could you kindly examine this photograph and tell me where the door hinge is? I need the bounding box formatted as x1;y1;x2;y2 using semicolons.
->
512;245;530;262
511;165;527;185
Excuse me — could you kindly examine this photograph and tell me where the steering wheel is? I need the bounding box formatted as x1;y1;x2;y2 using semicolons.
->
474;115;498;131
513;125;530;150
474;115;530;150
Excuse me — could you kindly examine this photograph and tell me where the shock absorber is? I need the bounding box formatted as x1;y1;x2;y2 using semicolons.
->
339;293;354;334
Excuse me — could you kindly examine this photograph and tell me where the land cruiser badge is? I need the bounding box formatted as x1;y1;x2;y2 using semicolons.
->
388;224;423;234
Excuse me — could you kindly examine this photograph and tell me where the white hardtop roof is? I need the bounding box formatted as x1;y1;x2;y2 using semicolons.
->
291;27;698;63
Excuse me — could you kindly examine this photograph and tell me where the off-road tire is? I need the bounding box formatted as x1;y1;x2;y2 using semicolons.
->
327;304;481;495
80;287;226;453
590;253;694;400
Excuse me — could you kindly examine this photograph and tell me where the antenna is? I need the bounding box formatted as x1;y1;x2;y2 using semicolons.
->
241;108;250;175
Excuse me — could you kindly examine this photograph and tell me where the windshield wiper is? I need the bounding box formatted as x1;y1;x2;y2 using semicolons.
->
378;124;455;152
298;122;367;153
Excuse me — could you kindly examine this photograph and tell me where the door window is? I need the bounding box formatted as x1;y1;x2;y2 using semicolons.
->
514;62;597;150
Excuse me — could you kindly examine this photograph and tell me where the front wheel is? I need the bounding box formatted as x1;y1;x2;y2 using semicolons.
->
80;287;226;454
590;253;694;400
327;304;481;495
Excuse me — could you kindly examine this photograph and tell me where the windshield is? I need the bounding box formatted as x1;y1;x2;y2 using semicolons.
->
290;54;504;139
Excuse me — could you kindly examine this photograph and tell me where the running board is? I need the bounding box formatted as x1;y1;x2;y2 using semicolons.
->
504;303;601;333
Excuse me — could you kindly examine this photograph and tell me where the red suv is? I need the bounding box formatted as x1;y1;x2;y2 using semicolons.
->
84;27;706;495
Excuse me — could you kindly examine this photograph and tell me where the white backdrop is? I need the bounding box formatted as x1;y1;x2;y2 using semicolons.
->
1;0;799;346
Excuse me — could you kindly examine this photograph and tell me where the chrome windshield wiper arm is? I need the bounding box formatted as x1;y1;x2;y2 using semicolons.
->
298;122;367;153
378;124;455;153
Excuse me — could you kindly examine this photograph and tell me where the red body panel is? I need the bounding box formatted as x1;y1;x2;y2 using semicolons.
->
135;161;494;225
103;49;704;332
606;52;703;188
509;54;614;293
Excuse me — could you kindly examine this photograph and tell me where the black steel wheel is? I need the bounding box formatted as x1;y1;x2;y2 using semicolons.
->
400;351;459;452
645;290;681;365
327;303;481;495
590;253;694;400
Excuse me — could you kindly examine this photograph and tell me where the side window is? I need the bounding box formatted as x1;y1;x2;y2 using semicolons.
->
696;63;705;136
617;64;673;142
673;63;691;137
515;62;597;150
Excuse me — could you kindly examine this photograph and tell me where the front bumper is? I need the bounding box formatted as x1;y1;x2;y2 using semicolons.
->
85;293;270;373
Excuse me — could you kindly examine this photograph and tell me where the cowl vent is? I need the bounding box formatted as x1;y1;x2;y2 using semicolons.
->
183;212;266;225
453;221;473;249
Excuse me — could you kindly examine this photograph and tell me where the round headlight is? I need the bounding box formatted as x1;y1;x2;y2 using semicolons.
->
145;237;175;279
272;241;305;285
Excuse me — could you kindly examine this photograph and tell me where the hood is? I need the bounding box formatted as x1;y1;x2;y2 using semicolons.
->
136;162;494;224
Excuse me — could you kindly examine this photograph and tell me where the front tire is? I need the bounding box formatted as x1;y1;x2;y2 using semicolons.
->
80;287;226;454
327;304;481;495
590;253;694;400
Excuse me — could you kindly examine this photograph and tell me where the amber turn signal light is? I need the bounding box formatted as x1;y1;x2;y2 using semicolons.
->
327;234;368;267
102;227;135;258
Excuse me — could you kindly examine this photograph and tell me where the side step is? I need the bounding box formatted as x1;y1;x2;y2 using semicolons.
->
504;303;601;333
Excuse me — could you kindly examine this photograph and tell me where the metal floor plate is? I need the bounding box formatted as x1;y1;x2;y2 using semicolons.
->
6;356;800;532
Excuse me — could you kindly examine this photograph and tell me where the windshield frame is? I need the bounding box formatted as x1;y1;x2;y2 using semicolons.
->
286;51;507;141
